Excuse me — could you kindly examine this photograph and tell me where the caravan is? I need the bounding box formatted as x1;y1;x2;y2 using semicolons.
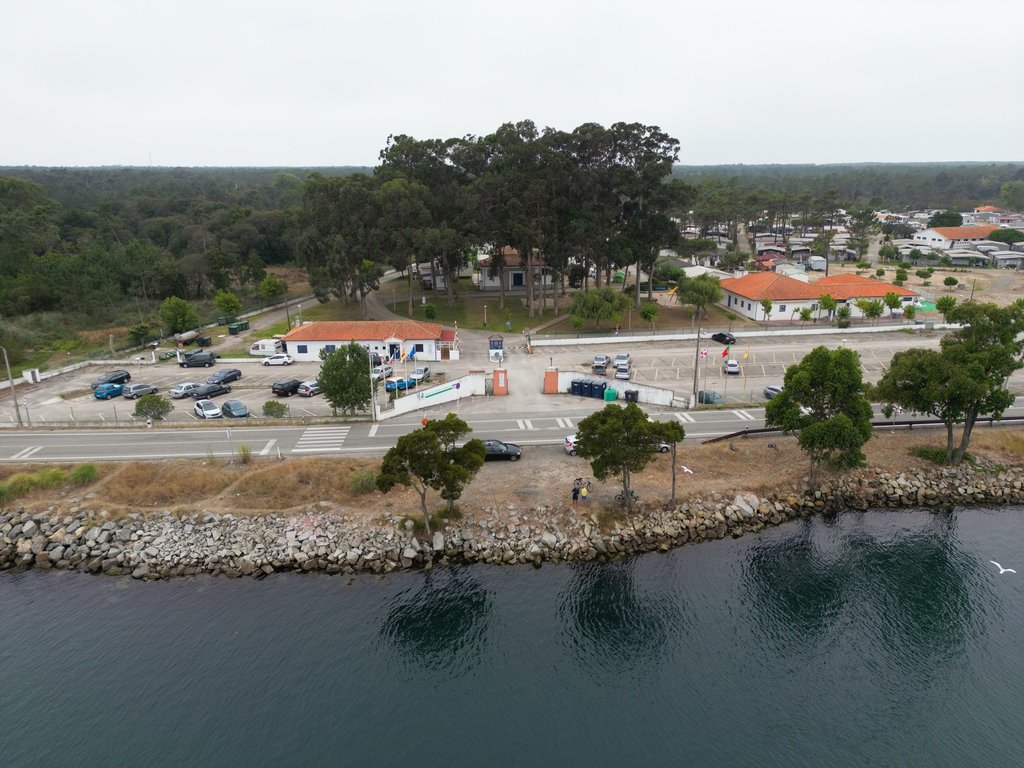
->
249;339;284;356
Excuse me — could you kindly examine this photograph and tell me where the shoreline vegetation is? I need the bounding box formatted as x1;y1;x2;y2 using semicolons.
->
2;430;1023;579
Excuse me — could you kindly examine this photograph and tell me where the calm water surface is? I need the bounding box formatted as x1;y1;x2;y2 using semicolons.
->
2;507;1023;767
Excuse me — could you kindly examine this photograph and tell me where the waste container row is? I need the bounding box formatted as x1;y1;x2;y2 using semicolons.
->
570;379;627;401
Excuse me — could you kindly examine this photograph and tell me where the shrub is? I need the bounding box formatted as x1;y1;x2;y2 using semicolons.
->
69;463;100;486
347;469;377;494
262;400;288;418
135;394;173;421
237;444;253;464
33;467;67;489
128;324;151;346
423;303;437;320
5;472;39;497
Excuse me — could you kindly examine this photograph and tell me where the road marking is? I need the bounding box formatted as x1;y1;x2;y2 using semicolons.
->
524;419;535;430
675;413;696;423
517;419;526;430
735;410;756;421
11;446;42;460
292;426;350;453
368;424;379;437
259;440;277;456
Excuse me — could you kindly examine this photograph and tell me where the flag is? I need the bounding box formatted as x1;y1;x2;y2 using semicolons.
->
721;348;728;359
699;348;708;360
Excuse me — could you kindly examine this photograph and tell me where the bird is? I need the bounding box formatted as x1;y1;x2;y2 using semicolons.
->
680;466;694;474
991;561;1017;574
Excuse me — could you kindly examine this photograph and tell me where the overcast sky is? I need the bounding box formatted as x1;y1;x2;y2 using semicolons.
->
2;0;1021;168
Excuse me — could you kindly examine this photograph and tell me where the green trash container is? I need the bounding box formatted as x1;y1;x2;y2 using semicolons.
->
216;316;227;326
604;387;617;401
237;319;250;331
228;323;241;335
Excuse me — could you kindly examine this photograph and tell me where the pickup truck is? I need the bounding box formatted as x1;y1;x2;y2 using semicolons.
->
410;366;431;382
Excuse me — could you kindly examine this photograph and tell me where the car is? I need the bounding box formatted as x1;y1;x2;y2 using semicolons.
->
262;353;294;366
711;332;736;345
593;354;611;368
169;382;202;399
93;383;123;399
194;399;223;419
565;432;668;457
191;382;232;399
613;352;631;369
179;351;217;368
297;380;320;397
384;376;416;392
410;366;431;382
483;440;522;461
90;370;131;389
271;379;302;397
208;368;242;385
614;366;631;381
122;383;158;399
763;385;784;400
697;390;724;404
372;364;394;381
723;359;741;375
220;399;250;418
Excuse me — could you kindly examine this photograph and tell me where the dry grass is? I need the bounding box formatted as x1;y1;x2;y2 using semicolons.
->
102;461;237;507
224;456;384;512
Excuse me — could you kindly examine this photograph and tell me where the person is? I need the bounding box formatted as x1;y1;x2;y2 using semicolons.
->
580;484;589;504
571;485;579;507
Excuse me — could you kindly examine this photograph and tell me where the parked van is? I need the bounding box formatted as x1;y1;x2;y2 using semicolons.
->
249;339;284;356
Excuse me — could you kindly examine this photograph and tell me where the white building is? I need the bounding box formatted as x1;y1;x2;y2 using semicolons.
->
912;225;999;250
281;320;459;363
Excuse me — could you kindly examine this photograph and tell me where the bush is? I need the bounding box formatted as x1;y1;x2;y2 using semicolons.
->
423;303;437;320
237;444;253;464
34;467;66;489
4;472;37;497
347;469;377;495
262;400;288;418
69;463;100;486
134;394;173;421
128;324;151;346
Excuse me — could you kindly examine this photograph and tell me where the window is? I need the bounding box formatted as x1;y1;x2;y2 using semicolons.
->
414;343;424;352
297;345;308;354
324;345;336;353
779;305;786;313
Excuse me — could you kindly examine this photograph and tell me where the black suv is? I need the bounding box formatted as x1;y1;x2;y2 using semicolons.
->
191;382;232;399
90;370;131;389
271;379;302;397
179;351;217;368
711;332;736;345
208;368;242;385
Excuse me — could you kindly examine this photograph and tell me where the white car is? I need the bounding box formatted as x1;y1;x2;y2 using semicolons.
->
410;366;431;382
169;382;201;399
723;359;741;375
193;399;222;419
262;353;294;366
372;364;394;380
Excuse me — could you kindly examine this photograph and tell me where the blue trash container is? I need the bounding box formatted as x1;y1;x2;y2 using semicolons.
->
571;380;582;397
592;381;606;399
581;381;593;398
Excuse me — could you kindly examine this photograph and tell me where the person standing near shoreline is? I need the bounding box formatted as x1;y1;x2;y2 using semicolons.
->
580;484;589;505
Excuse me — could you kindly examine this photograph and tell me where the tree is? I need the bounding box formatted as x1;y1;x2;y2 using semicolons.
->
874;303;1024;464
835;304;852;327
128;324;151;346
376;414;485;534
875;268;886;278
883;292;902;316
765;346;873;484
639;300;658;329
902;304;916;322
159;296;199;334
915;269;931;280
760;298;773;327
568;286;631;330
943;275;959;291
998;180;1024;212
214;289;242;319
798;307;813;326
846;207;877;257
862;299;884;325
575;402;666;511
134;394;172;421
818;293;837;322
879;244;898;262
928;211;963;228
257;273;287;302
318;343;372;415
987;228;1024;245
936;295;958;320
649;419;686;505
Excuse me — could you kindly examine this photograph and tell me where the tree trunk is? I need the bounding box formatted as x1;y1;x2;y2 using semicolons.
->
623;468;632;512
415;486;431;537
945;421;956;464
691;309;704;401
670;444;678;505
407;255;415;317
953;412;979;465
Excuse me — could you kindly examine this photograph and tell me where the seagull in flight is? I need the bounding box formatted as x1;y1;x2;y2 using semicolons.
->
680;466;694;474
991;561;1017;574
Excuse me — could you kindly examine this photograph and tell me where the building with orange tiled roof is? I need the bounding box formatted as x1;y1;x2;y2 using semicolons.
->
974;205;1005;213
719;272;918;322
912;225;999;250
281;320;458;363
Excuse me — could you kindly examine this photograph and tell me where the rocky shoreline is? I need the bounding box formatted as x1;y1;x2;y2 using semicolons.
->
2;463;1023;579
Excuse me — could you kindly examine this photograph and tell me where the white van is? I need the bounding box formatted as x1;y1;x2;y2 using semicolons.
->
249;339;284;356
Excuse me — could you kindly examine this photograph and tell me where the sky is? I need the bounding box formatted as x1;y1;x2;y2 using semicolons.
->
2;0;1022;168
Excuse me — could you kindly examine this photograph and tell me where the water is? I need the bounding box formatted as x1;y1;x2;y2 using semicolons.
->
2;507;1023;767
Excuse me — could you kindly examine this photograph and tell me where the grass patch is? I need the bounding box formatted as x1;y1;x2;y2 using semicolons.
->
237;444;253;465
228;457;376;510
596;507;625;532
69;463;100;486
0;466;69;504
347;469;377;495
103;462;235;506
434;504;463;522
908;445;976;466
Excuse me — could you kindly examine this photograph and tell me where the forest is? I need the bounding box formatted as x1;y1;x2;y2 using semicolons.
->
2;130;1021;366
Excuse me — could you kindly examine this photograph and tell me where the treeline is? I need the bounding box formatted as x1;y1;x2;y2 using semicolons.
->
674;162;1024;210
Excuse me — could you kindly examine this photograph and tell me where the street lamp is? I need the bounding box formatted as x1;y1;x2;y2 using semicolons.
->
483;305;487;329
1;346;24;427
297;304;302;325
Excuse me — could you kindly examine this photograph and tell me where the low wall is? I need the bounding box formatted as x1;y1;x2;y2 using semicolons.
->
555;370;675;406
381;374;487;419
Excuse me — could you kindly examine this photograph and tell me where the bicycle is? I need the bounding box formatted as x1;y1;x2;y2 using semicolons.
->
573;477;593;492
615;488;639;504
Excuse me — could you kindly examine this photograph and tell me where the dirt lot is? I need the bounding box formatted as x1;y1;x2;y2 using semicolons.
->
7;427;1024;527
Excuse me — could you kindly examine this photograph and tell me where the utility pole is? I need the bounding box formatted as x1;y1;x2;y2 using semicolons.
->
1;346;24;427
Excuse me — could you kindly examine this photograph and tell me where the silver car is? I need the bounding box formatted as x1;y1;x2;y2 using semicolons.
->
169;382;201;399
122;383;158;399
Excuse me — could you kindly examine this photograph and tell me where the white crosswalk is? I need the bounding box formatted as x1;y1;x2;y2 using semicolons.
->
735;410;756;421
292;426;351;453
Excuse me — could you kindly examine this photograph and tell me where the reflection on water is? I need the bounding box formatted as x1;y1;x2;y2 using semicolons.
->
558;560;678;675
380;566;492;675
744;511;986;673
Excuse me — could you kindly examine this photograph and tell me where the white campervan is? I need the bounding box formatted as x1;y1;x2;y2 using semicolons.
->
249;339;284;356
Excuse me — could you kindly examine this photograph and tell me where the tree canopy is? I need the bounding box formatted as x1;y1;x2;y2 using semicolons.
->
318;343;372;415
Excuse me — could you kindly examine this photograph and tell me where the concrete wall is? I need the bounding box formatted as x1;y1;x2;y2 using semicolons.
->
555;371;675;406
381;374;487;419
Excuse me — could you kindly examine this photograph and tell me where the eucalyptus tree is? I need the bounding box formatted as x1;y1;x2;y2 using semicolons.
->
678;274;723;401
373;176;432;316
